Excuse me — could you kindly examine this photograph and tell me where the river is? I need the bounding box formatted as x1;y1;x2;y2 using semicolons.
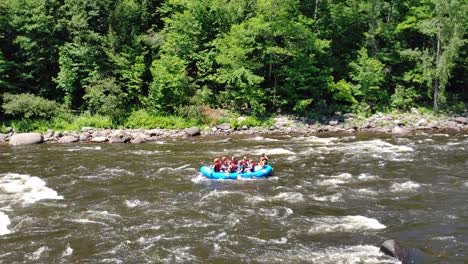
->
0;132;467;263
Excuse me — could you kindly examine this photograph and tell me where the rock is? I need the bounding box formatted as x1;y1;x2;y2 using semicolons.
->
147;129;163;137
450;117;468;124
130;134;146;144
109;130;131;143
185;127;201;137
0;134;9;142
216;123;231;130
79;133;90;142
53;131;63;138
392;126;411;135
9;133;43;146
58;136;79;143
91;136;107;143
380;240;406;261
329;120;339;126
222;138;232;143
81;127;94;132
44;129;54;139
380;239;432;264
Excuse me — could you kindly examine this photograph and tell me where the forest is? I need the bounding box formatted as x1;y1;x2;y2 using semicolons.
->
0;0;466;130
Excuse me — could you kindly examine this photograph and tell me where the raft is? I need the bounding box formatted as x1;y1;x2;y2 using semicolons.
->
200;165;273;179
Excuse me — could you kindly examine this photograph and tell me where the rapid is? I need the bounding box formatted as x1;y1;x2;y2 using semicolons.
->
0;132;467;263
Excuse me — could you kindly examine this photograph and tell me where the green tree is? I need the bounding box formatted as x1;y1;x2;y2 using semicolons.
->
397;0;466;112
214;0;329;113
349;47;386;110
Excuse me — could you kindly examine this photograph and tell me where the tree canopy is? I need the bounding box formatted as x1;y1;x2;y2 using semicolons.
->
0;0;466;121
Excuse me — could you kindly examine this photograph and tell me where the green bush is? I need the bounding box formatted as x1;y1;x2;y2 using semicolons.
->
230;116;273;129
125;109;196;129
391;85;420;110
2;93;62;119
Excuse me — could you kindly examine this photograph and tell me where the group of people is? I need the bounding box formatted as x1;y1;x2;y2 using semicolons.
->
212;154;269;173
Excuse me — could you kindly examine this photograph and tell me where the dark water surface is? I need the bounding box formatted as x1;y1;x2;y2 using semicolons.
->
0;133;467;263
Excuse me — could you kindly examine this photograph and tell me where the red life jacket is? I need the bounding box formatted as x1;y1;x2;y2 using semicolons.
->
213;161;221;172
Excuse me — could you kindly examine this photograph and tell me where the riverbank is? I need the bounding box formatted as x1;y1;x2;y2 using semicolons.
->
1;109;467;145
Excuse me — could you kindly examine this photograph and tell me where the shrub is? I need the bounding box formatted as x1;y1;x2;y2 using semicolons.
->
125;109;195;129
391;85;420;110
2;93;62;119
230;116;273;129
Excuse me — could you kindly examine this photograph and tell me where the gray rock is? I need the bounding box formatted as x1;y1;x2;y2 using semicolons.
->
392;126;411;135
53;131;63;138
81;126;94;132
0;134;9;142
5;127;13;133
185;127;201;137
44;129;54;139
216;123;231;130
109;130;131;143
450;117;468;124
329;120;339;126
130;134;146;144
9;133;43;146
79;133;90;141
58;136;79;143
91;136;107;143
380;239;432;264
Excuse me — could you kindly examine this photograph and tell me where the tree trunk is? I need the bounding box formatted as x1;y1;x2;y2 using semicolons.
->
433;30;441;113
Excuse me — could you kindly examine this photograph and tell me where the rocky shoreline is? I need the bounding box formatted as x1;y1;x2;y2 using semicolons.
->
1;110;467;146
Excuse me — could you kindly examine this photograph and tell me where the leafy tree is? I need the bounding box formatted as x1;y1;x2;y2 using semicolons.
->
349;47;386;110
83;77;128;122
397;0;466;112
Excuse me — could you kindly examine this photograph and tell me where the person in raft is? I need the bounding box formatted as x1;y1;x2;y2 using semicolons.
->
259;153;268;169
246;159;256;173
220;156;230;172
230;156;238;173
212;158;221;172
238;156;249;173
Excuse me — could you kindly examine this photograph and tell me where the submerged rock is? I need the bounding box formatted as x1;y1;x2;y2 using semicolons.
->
380;239;432;264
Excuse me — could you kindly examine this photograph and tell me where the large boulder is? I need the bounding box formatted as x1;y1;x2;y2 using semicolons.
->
450;117;468;124
380;239;432;264
0;134;9;143
91;136;107;143
58;136;79;143
9;133;43;146
185;127;200;137
216;123;231;131
130;134;146;144
109;130;131;143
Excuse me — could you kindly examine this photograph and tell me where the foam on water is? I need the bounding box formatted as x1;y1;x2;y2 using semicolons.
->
28;246;48;261
310;193;343;202
307;245;399;264
315;139;414;161
271;192;304;203
64;146;102;151
0;211;11;235
0;173;63;204
125;199;150;208
295;136;338;145
308;215;386;234
391;181;421;192
251;136;279;142
358;173;381;181
250;148;295;156
70;219;108;226
254;245;399;263
62;244;73;257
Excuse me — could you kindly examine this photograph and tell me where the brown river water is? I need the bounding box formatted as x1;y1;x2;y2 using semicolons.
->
0;132;467;263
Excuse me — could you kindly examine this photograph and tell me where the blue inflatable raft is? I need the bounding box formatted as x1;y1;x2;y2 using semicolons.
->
200;165;273;179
